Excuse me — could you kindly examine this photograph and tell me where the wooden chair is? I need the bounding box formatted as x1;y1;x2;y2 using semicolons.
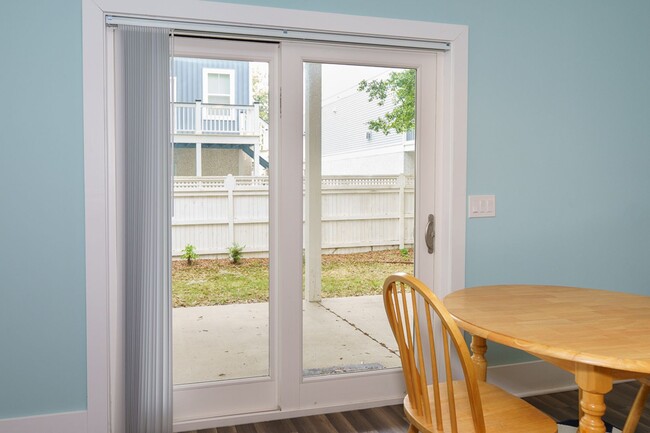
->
383;273;557;433
622;378;650;433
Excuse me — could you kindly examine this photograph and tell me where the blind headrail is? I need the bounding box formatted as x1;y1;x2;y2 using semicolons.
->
105;15;450;51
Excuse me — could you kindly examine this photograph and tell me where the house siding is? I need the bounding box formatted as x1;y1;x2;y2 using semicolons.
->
320;69;412;175
321;81;406;157
173;57;250;104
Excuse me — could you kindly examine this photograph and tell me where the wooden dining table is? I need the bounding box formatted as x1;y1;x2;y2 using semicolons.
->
443;284;650;433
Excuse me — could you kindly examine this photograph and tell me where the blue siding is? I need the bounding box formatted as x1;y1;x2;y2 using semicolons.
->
173;57;250;104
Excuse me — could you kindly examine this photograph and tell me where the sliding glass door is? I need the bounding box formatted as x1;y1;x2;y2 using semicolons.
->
170;37;438;423
172;38;279;421
281;42;437;408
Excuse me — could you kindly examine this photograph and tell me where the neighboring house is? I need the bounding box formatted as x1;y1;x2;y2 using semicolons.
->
321;67;415;176
172;57;268;177
173;61;410;178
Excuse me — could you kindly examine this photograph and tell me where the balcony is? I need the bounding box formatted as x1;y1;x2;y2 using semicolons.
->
174;101;262;136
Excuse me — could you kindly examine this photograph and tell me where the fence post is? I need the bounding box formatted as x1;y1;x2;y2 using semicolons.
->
225;174;236;248
398;174;406;250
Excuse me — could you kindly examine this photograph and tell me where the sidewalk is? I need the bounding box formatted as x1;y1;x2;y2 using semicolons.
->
173;295;400;384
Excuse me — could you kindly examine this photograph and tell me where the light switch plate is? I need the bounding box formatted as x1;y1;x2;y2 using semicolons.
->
468;195;496;218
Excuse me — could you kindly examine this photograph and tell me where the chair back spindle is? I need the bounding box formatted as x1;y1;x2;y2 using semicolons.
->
383;273;486;433
424;305;444;430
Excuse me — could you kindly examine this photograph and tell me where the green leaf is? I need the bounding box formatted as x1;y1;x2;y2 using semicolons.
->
359;69;415;135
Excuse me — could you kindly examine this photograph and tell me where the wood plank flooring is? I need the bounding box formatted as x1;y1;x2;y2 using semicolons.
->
182;382;650;433
524;380;650;432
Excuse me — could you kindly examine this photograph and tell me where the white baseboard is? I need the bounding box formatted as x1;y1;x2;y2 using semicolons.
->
0;410;87;433
0;361;588;433
487;360;577;397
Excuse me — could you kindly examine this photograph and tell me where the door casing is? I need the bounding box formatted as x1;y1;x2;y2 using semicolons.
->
82;2;468;431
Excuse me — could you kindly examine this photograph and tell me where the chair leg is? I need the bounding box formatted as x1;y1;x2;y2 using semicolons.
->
407;424;418;433
622;382;650;433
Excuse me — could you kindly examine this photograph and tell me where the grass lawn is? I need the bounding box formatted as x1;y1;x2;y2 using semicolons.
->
172;249;414;307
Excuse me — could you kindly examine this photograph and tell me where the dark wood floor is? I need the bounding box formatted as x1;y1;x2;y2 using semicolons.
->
524;380;650;432
184;382;650;433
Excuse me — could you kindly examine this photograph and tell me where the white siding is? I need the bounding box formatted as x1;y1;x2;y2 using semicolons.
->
320;68;413;176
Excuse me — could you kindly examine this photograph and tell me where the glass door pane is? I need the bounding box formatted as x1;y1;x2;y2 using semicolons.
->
171;37;279;423
302;63;416;377
172;56;271;385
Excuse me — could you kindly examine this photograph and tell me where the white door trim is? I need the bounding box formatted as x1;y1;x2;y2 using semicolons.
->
171;37;281;422
82;1;468;432
279;41;439;417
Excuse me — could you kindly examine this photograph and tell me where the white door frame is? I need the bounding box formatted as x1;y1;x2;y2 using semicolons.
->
171;37;281;423
280;39;439;416
82;1;467;432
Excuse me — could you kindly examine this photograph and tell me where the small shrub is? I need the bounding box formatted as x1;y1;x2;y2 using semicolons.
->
399;248;410;259
228;242;245;264
181;244;199;265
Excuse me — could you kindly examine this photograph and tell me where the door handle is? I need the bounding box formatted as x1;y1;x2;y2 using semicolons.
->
425;214;434;254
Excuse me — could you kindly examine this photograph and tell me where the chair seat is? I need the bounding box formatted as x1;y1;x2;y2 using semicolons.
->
404;380;557;433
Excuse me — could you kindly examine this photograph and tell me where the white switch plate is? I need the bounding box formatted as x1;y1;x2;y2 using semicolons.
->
468;195;496;218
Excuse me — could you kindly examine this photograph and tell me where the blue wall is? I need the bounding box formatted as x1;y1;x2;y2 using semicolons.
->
3;0;650;420
0;1;87;419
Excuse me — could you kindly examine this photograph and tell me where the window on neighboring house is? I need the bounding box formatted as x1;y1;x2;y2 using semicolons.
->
202;68;236;121
202;68;235;105
406;129;415;142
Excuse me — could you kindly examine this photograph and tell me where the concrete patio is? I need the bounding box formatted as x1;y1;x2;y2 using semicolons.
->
173;295;401;384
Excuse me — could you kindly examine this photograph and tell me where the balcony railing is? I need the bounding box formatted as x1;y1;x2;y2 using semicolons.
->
174;102;261;136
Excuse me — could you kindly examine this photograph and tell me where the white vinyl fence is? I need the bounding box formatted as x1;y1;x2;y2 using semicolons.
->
172;175;414;257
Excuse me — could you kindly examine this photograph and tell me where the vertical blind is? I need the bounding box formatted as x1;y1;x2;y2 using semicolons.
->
120;25;173;433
